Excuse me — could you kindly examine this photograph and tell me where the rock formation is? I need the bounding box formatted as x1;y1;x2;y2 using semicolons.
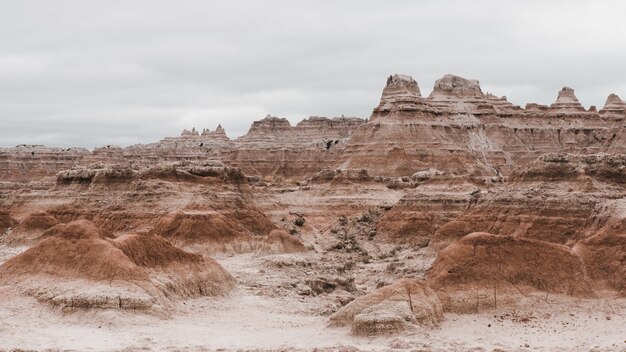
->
549;87;586;112
0;145;89;181
0;220;235;312
427;232;594;312
329;278;443;335
1;161;303;254
6;211;59;245
341;74;625;177
600;93;626;119
1;72;626;350
2;74;625;181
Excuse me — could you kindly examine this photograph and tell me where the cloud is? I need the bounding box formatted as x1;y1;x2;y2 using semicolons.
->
1;0;625;148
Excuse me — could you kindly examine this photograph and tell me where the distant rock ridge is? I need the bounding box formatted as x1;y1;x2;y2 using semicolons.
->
237;115;365;144
176;125;230;141
1;73;625;180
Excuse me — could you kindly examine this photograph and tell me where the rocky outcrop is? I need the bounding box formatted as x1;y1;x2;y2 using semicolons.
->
428;232;594;312
370;74;435;120
375;180;477;245
599;94;626;120
56;161;245;186
237;115;293;143
549;87;586;112
430;153;626;245
1;159;301;254
0;145;89;182
228;115;365;176
429;74;483;99
330;278;443;335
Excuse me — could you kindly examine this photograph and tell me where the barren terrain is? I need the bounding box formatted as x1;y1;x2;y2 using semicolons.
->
1;74;626;351
2;242;625;351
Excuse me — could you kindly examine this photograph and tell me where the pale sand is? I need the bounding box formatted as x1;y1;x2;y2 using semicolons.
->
1;245;625;351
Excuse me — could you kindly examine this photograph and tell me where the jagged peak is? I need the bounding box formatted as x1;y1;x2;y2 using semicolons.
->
370;73;437;120
603;93;625;108
429;74;483;99
599;93;626;118
180;128;199;137
386;74;418;86
556;87;581;104
550;86;585;111
383;73;421;96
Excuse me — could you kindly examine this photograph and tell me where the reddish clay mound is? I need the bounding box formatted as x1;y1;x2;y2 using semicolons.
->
574;219;626;295
5;211;59;245
114;233;202;267
18;211;59;231
0;220;234;312
428;232;594;312
155;211;251;244
38;219;115;241
330;279;443;336
265;230;307;253
153;209;304;253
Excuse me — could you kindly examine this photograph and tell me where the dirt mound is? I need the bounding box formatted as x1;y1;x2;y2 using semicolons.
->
0;220;234;312
265;229;307;253
428;232;594;312
329;279;443;336
18;211;59;231
39;219;115;241
152;209;303;253
155;211;252;244
4;211;59;245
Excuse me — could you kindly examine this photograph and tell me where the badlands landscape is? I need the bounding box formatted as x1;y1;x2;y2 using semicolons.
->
1;74;626;351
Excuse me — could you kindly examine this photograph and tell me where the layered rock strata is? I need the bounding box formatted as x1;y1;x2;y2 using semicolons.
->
1;74;625;181
339;74;625;177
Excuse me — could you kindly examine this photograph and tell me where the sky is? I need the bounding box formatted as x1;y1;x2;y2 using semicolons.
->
1;0;625;148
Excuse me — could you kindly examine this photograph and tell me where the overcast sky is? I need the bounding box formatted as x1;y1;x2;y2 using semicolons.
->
1;0;625;148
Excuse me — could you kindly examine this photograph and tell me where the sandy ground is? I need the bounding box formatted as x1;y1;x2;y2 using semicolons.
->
1;240;626;351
